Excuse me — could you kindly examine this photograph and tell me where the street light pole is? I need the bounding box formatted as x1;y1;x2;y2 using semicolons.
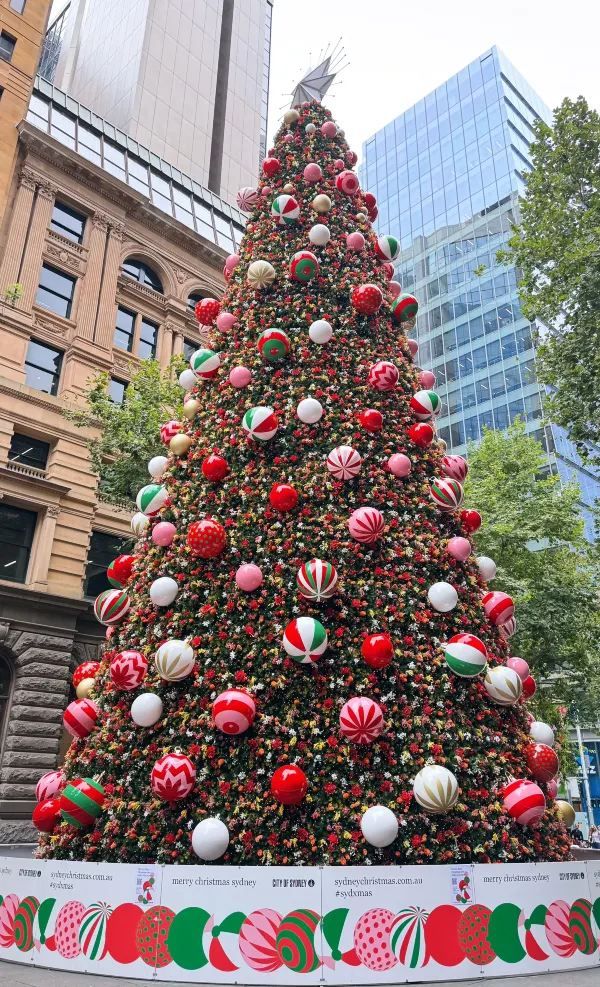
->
575;720;594;832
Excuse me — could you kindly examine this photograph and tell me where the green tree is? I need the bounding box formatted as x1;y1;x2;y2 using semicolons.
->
66;359;184;504
505;97;600;460
465;422;600;692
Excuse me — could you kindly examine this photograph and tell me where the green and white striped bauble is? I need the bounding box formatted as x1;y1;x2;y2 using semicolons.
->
190;348;220;379
410;389;441;419
376;234;400;262
136;483;168;516
282;616;328;664
444;634;488;678
79;902;112;960
242;406;279;441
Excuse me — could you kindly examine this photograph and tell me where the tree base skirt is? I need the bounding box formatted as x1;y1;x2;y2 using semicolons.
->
1;855;598;983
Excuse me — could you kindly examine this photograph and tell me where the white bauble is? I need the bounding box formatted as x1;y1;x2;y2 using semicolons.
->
309;319;333;344
149;576;178;606
192;817;230;860
305;123;316;134
309;224;330;246
484;666;522;706
131;693;163;727
413;765;459;813
360;805;398;848
477;556;497;582
148;455;168;480
155;639;195;681
283;109;299;125
179;368;197;390
131;512;150;536
297;398;323;424
427;581;458;612
530;720;555;747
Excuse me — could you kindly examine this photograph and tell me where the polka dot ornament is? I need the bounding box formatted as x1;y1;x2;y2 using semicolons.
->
353;908;397;972
136;905;176;968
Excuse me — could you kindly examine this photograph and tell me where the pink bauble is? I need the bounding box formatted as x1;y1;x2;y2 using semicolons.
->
303;163;322;182
152;522;176;547
388;453;412;477
447;537;472;562
239;909;282;972
340;697;384;744
483;591;515;626
36;768;65;803
225;253;240;272
502;779;546;826
151;753;196;802
55;900;86;959
348;507;384;544
388;280;402;298
441;455;468;483
545;901;577;958
354;908;397;972
346;231;365;251
230;366;252;388
236;564;263;592
261;186;271;197
63;698;99;739
546;778;558;799
419;370;436;388
110;650;148;691
407;339;419;357
213;689;256;735
321;121;337;137
0;894;20;948
334;158;345;170
507;656;530;682
216;311;237;332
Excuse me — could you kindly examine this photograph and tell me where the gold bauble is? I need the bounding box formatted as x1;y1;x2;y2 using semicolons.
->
247;259;276;288
555;800;576;828
76;677;95;699
183;399;201;420
283;182;295;193
312;194;332;213
437;439;447;452
169;433;192;455
283;108;299;125
356;211;367;221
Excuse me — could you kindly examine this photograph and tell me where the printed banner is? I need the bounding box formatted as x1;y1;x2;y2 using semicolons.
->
0;856;598;982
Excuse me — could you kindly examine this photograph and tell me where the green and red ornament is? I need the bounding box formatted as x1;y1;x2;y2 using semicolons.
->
271;194;300;225
569;899;596;955
13;896;39;952
107;554;135;588
443;633;488;678
136;483;168;516
430;477;464;512
258;328;291;362
59;778;105;828
276;909;320;972
391;292;419;323
290;250;319;282
375;234;400;262
282;616;328;664
93;588;130;625
242;406;278;441
391;907;430;968
296;558;338;601
190;348;220;380
410;390;441;419
79;902;112;960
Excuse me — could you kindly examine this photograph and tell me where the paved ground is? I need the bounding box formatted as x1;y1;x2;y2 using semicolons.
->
0;961;598;987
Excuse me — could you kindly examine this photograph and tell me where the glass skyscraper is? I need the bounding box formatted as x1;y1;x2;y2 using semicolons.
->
361;47;598;537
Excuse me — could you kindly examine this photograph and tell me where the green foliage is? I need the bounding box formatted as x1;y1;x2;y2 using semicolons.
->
66;358;185;503
505;97;600;460
465;422;600;722
2;283;23;306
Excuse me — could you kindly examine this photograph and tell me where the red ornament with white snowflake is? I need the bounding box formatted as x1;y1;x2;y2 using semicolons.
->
151;753;196;802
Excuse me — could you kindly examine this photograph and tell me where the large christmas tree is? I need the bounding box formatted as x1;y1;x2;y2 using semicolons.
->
35;99;571;866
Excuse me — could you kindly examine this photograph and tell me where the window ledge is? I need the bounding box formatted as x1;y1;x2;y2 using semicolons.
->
32;305;76;338
117;274;166;307
44;233;87;277
0;463;70;496
5;460;47;481
47;228;88;257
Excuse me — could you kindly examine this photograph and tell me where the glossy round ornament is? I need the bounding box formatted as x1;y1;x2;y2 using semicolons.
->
282;617;328;664
346;231;365;251
447;536;471;562
327;445;361;479
413;765;459;813
216;310;237;332
169;433;192;456
152;521;176;546
76;677;95;699
297;397;323;424
258;328;290;362
391;293;419;323
151;753;196;802
483;591;515;626
269;483;298;512
530;720;555;747
190;347;220;379
179;368;197;390
441;454;468;483
444;633;488;678
194;297;220;325
427;581;458;612
213;689;256;735
136;482;168;516
525;743;559;782
187;518;226;558
430;477;464;511
201;454;229;482
335;170;360;194
148;454;168;480
131;511;150;536
339;697;384;744
33;796;61;833
271;194;299;225
407;422;434;447
308;318;332;344
296;558;338;602
191;818;230;861
499;615;517;639
36;768;65;802
477;556;497;582
359;408;384;432
63;697;99;738
522;674;537;699
131;692;163;727
460;508;482;533
388;279;402;299
149;575;178;606
419;369;436;388
236;563;263;591
303;162;321;182
110;650;147;691
362;633;394;668
369;360;399;391
290;250;319;282
247;259;276;288
410;389;441;419
94;588;130;625
60;778;105;828
236;186;259;211
311;193;332;213
555;800;576;827
154;639;195;681
270;765;308;805
348;507;384;544
351;283;383;315
242;406;278;441
502;778;546;825
360;806;398;848
484;666;523;705
507;656;530;681
308;223;330;246
230;365;252;387
375;234;400;262
262;156;280;177
72;661;99;688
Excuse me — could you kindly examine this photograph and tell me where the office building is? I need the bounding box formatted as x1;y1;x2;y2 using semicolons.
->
362;47;599;537
0;75;242;840
0;0;52;224
41;0;273;205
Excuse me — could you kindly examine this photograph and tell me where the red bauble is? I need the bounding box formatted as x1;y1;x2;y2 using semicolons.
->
351;283;383;315
194;298;220;325
110;650;148;691
270;765;308;806
202;454;229;482
263;156;280;177
187;519;227;558
32;797;61;833
107;554;135;589
460;509;482;533
407;422;434;447
151;753;196;802
381;262;395;280
269;483;298;512
522;675;537;699
72;661;100;688
525;743;559;783
358;409;383;433
361;633;394;669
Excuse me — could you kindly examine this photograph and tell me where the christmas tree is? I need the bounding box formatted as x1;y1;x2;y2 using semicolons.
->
35;99;571;866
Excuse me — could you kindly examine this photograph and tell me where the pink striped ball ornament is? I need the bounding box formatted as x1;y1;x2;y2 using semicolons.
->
327;445;361;480
151;753;196;802
502;779;546;825
441;455;468;483
63;698;99;739
483;591;515;626
36;769;65;803
212;689;256;735
369;360;399;391
339;697;384;744
348;507;385;544
110;650;148;691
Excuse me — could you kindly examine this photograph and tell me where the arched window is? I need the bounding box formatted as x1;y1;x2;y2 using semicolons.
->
0;651;12;747
121;258;163;293
187;289;214;311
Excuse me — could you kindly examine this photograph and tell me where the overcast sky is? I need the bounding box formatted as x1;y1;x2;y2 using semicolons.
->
267;0;600;157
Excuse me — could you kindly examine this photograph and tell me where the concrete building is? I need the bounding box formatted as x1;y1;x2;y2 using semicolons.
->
42;0;273;205
0;76;243;840
362;47;599;537
0;0;52;224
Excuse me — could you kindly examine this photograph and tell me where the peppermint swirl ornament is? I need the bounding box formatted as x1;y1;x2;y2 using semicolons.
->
236;186;259;211
443;633;488;678
296;558;338;601
242;406;278;441
271;194;300;225
327;445;361;480
430;477;464;512
348;506;384;544
339;696;384;744
410;389;441;419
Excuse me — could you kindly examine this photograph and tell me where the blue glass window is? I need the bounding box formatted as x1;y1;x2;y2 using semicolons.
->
479;409;494;432
476;378;490;403
465;415;480;441
473;345;487;370
504;366;521;392
462;383;476;409
509;397;525;422
494;404;509;429
470;314;484;340
487;340;502;365
451;420;465;446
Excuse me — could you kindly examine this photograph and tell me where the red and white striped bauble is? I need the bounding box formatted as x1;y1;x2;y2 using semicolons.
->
63;698;99;739
160;420;181;444
239;909;282;973
441;455;468;483
110;650;148;691
430;477;464;512
339;697;384;744
348;507;384;544
296;558;338;601
502;778;546;825
483;591;515;626
36;769;65;803
327;445;362;480
212;689;256;735
151;753;196;802
368;360;399;391
499;615;517;639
